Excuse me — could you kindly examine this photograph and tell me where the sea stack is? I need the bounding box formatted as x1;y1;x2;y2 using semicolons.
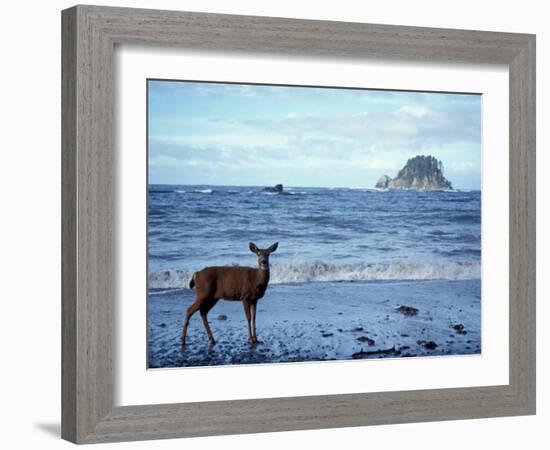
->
263;183;284;193
375;175;392;189
375;155;453;191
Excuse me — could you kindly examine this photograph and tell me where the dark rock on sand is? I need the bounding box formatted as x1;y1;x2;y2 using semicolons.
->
216;314;228;320
322;332;334;337
352;346;397;359
452;323;467;334
423;341;438;350
263;183;283;193
357;336;375;346
396;305;419;316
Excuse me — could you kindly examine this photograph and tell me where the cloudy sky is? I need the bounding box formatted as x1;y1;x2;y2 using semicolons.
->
148;80;481;190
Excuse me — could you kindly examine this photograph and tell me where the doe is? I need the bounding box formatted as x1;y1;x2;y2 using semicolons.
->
181;242;278;345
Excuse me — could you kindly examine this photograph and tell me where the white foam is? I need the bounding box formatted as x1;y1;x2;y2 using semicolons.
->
148;259;481;290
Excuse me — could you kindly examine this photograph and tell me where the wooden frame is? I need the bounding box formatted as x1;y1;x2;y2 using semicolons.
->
62;5;536;444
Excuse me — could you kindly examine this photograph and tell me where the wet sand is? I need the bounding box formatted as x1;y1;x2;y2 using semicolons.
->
147;279;481;368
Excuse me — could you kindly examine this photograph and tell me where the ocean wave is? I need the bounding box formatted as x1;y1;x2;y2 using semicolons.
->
174;188;213;194
350;187;386;192
148;259;480;290
148;189;174;194
450;213;480;223
262;190;307;196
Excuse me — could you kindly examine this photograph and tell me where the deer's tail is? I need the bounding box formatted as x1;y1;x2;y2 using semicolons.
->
189;272;196;289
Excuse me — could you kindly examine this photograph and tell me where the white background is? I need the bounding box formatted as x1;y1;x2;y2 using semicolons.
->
116;48;509;405
0;1;547;449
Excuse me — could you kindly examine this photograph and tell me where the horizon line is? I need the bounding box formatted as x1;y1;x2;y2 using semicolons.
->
148;182;481;191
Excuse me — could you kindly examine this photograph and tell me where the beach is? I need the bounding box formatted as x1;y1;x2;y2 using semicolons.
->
148;278;480;368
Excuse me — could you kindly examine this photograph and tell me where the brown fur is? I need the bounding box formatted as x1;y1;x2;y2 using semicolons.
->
180;242;278;345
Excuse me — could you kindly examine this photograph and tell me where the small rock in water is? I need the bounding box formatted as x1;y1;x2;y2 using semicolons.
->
262;183;283;193
357;336;375;346
322;332;334;338
352;326;364;332
216;315;228;321
396;305;419;316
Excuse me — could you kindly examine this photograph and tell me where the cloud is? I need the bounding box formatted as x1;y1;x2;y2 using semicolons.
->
210;105;480;151
398;106;430;118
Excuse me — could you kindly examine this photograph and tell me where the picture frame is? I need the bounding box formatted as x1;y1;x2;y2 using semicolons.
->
61;4;536;444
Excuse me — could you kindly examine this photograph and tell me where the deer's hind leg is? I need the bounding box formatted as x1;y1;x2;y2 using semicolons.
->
200;298;219;344
180;299;202;346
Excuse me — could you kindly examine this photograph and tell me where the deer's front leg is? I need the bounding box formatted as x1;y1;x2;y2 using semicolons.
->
242;300;254;344
250;301;258;343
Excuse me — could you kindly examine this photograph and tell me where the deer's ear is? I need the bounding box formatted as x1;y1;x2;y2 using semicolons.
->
249;242;259;254
267;242;278;253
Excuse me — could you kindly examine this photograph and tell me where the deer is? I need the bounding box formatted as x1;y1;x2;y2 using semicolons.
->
180;242;278;346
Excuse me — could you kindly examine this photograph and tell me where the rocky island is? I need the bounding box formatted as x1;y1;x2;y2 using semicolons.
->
375;155;453;191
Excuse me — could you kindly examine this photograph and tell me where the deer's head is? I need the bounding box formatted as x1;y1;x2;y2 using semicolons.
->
249;242;278;270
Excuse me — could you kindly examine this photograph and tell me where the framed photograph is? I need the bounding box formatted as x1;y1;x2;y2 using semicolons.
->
62;5;536;444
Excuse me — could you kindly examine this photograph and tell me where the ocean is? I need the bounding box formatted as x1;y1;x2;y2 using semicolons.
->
148;185;481;289
147;185;481;368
